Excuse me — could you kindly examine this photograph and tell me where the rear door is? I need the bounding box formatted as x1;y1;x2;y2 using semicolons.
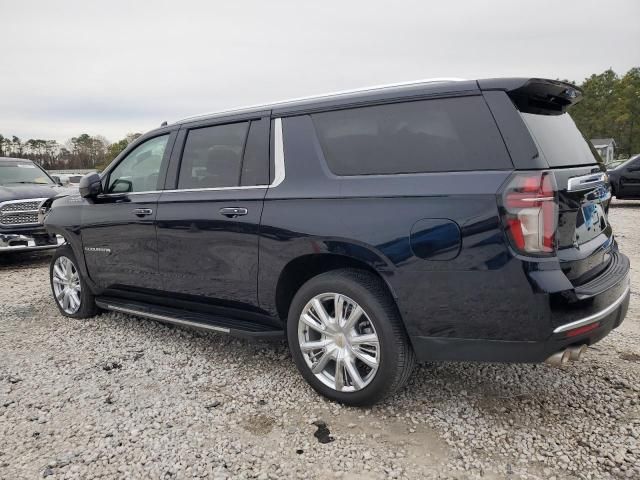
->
156;114;270;309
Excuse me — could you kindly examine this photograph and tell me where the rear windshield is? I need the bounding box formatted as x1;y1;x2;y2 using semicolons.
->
311;96;512;176
519;112;601;167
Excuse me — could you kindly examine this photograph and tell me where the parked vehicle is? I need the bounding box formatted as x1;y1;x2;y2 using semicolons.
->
608;154;640;199
41;78;630;405
49;171;95;188
0;157;70;252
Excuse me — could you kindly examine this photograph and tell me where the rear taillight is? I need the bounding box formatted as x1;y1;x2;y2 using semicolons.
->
500;171;558;256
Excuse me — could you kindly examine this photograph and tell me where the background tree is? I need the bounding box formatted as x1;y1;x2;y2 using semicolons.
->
570;68;640;156
97;132;142;171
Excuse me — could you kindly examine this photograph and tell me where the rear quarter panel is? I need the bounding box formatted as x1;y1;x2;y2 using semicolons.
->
259;115;546;341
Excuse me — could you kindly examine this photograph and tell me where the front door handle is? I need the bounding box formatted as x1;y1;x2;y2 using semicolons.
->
219;207;248;218
132;208;153;217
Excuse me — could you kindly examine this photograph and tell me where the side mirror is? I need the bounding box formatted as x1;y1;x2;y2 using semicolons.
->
79;173;103;198
51;175;63;186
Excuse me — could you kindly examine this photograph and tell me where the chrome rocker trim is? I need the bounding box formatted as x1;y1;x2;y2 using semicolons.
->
100;303;231;334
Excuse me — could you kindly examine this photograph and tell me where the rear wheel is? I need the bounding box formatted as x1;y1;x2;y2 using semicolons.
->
50;245;98;319
287;269;414;405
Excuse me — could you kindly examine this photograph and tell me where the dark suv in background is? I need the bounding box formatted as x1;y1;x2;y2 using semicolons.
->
608;154;640;199
42;78;630;405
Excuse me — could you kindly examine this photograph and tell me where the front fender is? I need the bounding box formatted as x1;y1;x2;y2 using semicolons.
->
43;195;99;294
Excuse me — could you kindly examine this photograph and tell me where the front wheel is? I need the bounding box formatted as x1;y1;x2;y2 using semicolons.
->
287;269;415;406
50;245;98;319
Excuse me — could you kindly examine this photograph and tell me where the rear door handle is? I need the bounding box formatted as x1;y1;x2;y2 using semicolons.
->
132;208;153;217
219;207;248;218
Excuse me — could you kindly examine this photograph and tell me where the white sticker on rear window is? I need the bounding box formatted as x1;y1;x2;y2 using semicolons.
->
16;164;36;168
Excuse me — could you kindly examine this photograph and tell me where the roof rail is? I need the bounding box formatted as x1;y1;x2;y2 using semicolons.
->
175;77;466;124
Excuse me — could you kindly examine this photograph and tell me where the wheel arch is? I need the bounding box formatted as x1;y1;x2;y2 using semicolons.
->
44;206;99;294
274;253;398;322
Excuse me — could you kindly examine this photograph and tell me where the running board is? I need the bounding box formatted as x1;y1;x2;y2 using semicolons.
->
95;297;284;340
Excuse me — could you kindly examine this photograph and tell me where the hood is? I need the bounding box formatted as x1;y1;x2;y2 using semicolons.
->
0;183;78;203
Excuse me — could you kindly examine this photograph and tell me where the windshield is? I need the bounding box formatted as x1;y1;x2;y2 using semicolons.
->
519;112;602;167
0;162;55;186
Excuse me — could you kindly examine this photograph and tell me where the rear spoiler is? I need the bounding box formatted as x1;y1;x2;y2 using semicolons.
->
477;78;582;115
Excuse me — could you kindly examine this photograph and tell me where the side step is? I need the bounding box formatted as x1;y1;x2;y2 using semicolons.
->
95;297;284;340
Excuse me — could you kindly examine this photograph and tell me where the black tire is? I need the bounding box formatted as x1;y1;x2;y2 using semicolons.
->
287;268;415;406
50;244;98;319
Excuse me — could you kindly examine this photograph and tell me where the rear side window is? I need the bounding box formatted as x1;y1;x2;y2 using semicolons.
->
178;122;249;189
311;96;511;175
240;118;270;186
519;112;600;167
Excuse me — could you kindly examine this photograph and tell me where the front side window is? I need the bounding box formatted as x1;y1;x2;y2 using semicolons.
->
627;155;640;170
107;135;169;193
178;122;249;189
311;96;512;175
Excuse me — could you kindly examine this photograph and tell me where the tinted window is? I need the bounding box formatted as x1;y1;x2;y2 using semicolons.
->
178;122;249;189
240;118;270;186
626;155;640;169
519;112;600;167
311;96;511;175
108;135;169;193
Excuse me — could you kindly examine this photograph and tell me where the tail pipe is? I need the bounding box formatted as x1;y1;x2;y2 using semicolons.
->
544;345;587;366
567;344;587;361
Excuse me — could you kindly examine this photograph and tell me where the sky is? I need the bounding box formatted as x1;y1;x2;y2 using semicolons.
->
1;0;639;144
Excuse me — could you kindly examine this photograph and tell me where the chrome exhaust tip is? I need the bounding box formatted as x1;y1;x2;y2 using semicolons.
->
567;344;587;361
545;349;571;366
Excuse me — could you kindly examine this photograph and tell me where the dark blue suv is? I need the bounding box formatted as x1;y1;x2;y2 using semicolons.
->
42;78;631;405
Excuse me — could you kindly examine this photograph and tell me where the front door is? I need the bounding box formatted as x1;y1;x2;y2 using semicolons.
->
156;116;270;309
81;132;174;291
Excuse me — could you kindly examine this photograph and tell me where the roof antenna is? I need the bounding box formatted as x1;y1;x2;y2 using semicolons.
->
160;121;168;127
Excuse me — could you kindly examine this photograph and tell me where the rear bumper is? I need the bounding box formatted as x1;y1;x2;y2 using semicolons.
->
411;252;631;363
0;231;64;252
412;286;629;362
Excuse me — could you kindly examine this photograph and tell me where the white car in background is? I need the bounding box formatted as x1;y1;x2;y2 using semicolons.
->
49;172;92;188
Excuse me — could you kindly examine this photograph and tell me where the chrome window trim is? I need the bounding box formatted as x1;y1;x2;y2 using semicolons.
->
272;118;286;188
100;117;285;197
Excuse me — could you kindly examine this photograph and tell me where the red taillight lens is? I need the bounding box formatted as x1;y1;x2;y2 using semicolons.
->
501;171;558;256
565;322;600;338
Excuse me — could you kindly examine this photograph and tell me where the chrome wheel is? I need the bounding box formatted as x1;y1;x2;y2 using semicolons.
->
52;256;81;314
298;293;380;392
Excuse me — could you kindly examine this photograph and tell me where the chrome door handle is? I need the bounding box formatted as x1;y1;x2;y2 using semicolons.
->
132;208;153;217
219;207;248;218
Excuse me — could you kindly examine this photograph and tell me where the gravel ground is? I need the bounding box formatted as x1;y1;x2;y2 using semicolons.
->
1;200;639;480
